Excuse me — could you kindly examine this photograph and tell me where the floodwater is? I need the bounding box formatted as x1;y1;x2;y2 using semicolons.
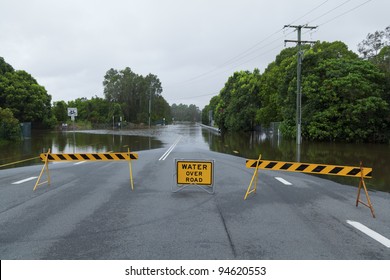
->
1;123;389;193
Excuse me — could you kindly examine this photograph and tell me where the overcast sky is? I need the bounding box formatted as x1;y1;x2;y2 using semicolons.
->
1;0;389;109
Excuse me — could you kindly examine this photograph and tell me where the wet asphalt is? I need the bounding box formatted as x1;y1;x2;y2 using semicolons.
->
0;124;389;259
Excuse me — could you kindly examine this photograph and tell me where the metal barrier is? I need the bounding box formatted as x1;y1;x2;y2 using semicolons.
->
34;149;138;191
244;154;375;218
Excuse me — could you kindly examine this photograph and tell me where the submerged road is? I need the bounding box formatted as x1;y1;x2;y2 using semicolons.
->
0;124;389;259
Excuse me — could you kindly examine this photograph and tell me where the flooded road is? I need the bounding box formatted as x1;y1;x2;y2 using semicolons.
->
1;123;389;192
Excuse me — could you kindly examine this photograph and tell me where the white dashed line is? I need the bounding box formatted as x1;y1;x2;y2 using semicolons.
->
74;161;86;165
12;177;38;185
274;177;292;185
347;220;390;248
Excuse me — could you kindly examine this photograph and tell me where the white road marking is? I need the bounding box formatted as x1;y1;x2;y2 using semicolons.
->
159;136;182;161
74;161;86;165
12;176;38;185
347;220;390;248
274;177;292;185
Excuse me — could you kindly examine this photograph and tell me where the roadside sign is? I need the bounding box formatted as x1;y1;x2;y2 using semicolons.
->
174;159;215;194
68;108;78;117
177;160;213;185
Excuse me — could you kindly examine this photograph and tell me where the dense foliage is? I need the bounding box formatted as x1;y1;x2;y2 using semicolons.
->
0;57;55;128
103;67;171;124
0;107;20;141
214;69;261;132
204;26;390;143
171;103;201;122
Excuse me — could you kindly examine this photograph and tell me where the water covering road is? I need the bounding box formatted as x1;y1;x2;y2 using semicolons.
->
0;123;389;259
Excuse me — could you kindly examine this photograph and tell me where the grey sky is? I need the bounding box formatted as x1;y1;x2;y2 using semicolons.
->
1;0;389;109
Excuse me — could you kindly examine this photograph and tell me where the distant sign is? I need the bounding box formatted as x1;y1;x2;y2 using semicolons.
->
176;160;213;185
68;108;78;117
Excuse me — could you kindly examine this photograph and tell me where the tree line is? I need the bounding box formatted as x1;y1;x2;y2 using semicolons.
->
1;60;199;141
202;26;390;143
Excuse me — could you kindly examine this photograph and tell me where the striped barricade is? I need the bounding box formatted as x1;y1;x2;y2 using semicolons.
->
34;149;138;191
244;155;375;218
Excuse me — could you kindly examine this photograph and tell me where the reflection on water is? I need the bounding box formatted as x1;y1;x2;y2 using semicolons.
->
202;129;390;193
0;130;163;169
1;125;389;193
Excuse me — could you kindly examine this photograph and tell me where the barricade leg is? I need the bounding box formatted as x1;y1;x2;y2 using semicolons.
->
33;149;51;191
128;148;134;191
355;162;375;218
244;154;262;200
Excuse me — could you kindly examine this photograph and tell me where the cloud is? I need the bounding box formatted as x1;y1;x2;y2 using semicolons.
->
1;0;389;109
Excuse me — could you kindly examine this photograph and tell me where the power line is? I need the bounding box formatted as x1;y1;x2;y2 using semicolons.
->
306;0;352;24
302;0;373;35
287;0;330;25
169;2;336;87
317;0;372;27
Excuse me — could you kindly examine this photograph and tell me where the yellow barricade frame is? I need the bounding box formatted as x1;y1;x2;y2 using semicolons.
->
244;155;375;218
34;149;138;191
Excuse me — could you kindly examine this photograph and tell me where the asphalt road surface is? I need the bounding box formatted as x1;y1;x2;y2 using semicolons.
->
1;124;389;259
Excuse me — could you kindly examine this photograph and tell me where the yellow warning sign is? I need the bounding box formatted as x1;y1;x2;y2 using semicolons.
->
177;160;213;185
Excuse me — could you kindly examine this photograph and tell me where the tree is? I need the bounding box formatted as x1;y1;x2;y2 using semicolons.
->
171;103;200;122
103;67;166;124
292;53;388;142
0;107;20;141
214;69;261;131
358;25;390;59
52;101;68;123
0;57;54;127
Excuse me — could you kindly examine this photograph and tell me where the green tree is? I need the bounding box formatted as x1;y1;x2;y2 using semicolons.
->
171;103;200;122
0;57;53;127
103;67;166;124
291;52;388;142
52;100;68;123
214;69;261;131
0;107;20;141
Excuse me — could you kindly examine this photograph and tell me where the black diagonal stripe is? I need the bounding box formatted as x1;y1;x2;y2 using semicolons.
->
296;164;309;171
69;154;78;160
329;167;343;174
116;154;125;160
81;154;89;160
130;154;137;159
280;163;293;170
265;162;277;169
312;165;326;173
92;154;102;160
105;154;113;160
347;168;361;176
366;171;372;177
58;154;66;161
48;154;54;160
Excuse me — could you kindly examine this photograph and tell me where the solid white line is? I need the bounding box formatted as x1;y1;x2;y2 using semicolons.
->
12;176;38;185
347;220;390;248
274;177;292;185
159;136;182;161
74;161;86;165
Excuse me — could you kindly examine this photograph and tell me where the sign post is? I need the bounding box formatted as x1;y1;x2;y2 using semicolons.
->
67;108;77;152
174;159;214;194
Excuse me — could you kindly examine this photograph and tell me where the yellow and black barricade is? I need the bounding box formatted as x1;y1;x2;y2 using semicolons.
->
34;149;138;191
244;155;375;218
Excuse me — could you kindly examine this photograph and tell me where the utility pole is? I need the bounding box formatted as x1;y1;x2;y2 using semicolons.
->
284;25;317;148
148;90;151;128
